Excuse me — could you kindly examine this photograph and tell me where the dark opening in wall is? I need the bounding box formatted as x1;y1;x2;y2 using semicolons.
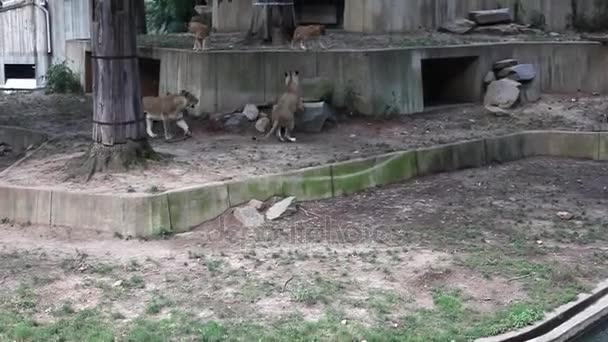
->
84;54;160;97
421;56;479;108
4;64;36;80
294;0;345;27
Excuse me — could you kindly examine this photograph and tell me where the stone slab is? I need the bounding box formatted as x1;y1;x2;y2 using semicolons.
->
469;8;512;26
227;165;333;207
332;151;417;196
600;133;608;161
522;131;599;160
485;133;525;164
123;194;172;237
0;185;51;225
167;182;230;233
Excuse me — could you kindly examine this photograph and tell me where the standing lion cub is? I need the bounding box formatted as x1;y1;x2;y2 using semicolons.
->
291;25;326;50
142;90;199;140
266;71;304;143
187;20;209;51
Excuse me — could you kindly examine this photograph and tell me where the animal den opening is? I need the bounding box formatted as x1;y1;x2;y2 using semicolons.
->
421;56;479;108
294;0;344;27
85;54;160;97
3;64;36;89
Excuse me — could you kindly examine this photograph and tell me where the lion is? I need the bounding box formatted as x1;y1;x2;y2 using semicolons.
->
142;90;199;140
266;71;304;142
291;25;326;51
187;20;209;52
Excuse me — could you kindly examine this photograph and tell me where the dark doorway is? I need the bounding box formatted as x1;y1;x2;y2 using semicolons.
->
4;64;36;80
294;0;345;27
421;56;479;108
84;54;160;97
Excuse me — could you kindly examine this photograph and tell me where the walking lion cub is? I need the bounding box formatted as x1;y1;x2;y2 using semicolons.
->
142;90;199;140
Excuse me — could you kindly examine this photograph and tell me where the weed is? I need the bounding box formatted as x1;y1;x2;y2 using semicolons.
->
123;275;146;289
44;62;83;94
145;295;172;315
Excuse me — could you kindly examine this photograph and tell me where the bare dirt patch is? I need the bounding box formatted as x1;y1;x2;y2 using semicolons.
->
0;158;607;340
0;93;607;193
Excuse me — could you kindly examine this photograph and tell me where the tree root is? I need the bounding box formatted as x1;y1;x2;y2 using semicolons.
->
66;140;157;182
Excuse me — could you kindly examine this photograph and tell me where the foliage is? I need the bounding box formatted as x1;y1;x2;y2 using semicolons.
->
44;62;83;95
145;0;197;33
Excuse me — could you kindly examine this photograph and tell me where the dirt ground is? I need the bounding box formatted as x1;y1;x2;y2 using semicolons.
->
1;158;607;340
0;92;606;193
136;29;586;51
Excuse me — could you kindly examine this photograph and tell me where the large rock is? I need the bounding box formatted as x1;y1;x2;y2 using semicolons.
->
224;113;250;133
493;59;518;71
255;117;270;133
243;104;260;121
483;71;496;85
439;19;476;35
234;206;265;228
484;79;521;109
519;78;541;104
295;101;336;133
301;77;334;102
468;8;512;25
266;197;296;221
498;64;537;82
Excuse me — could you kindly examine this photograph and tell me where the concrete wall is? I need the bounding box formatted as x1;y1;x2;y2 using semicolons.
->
214;0;602;33
65;40;608;116
48;0;91;64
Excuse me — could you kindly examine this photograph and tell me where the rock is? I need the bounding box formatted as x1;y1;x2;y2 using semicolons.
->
340;319;348;325
248;199;264;211
296;101;336;133
439;19;476;35
266;197;296;221
519;78;541;104
484;79;521;109
483;71;496;84
468;8;512;25
498;64;536;82
557;211;574;221
112;280;123;288
243;104;260;121
493;59;518;70
549;32;560;37
301;77;334;102
194;5;212;15
472;23;522;36
255;117;270;133
234;206;265;228
259;112;269;118
224;113;250;133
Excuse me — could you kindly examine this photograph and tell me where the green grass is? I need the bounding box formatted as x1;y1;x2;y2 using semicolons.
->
145;295;172;315
290;277;343;306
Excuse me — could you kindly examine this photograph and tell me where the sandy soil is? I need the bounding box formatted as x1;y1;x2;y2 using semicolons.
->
1;158;607;338
0;92;606;193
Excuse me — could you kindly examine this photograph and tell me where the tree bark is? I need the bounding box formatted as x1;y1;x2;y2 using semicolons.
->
74;0;154;180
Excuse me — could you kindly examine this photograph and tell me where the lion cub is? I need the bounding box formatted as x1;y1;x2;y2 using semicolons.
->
142;90;199;140
266;71;304;142
187;20;209;51
291;25;326;50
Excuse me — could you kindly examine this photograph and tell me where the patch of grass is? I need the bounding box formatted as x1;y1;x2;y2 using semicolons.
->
145;295;172;315
90;263;115;275
367;289;402;319
13;284;37;312
123;275;146;289
204;257;224;274
53;302;76;317
290;277;342;306
433;289;464;319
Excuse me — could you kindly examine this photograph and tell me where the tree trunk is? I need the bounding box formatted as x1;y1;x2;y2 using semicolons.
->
74;0;154;180
248;1;296;44
135;0;147;34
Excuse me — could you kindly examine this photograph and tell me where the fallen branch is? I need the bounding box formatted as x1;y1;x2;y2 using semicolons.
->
299;207;321;218
282;276;294;293
508;274;532;282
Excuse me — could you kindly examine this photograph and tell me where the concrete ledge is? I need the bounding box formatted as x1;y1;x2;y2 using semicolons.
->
227;165;333;206
0;131;606;239
332;151;417;196
167;182;230;233
0;185;51;225
416;139;486;176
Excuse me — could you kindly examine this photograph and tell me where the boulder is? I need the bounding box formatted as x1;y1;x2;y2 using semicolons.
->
439;19;477;35
243;104;260;121
255;117;270;133
301;77;334;102
493;59;518;70
266;197;296;221
519;78;541;104
468;8;512;25
483;71;497;85
498;64;536;82
484;79;521;109
234;206;265;228
224;113;250;133
295;101;336;133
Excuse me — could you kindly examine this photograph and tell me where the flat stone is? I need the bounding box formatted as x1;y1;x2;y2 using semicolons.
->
483;71;497;84
493;59;518;70
468;8;512;25
296;101;336;133
484;79;521;109
266;197;296;221
234;206;265;228
255;117;270;133
224;113;250;133
499;64;536;82
519;79;541;104
248;199;264;211
243;104;260;121
439;18;476;35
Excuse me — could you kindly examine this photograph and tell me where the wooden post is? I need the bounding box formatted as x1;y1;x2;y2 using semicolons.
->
135;0;147;34
75;0;154;178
